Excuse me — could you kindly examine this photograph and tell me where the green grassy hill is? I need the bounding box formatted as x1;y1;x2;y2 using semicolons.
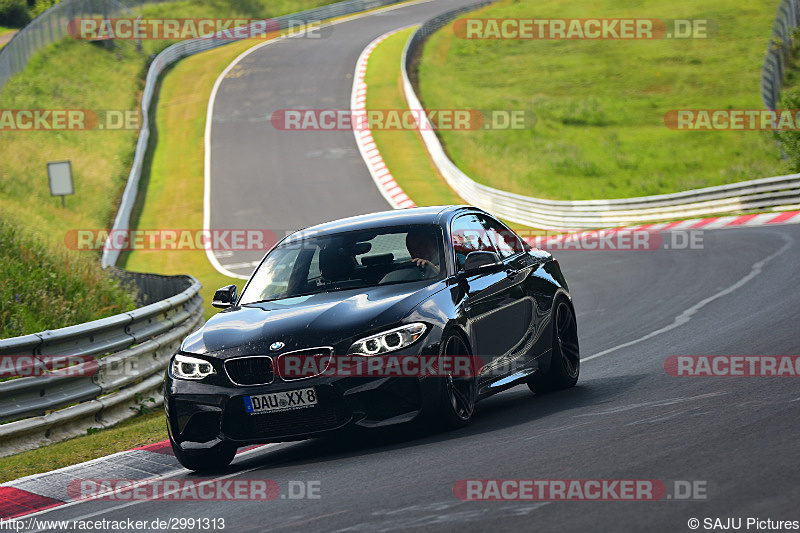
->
416;0;786;200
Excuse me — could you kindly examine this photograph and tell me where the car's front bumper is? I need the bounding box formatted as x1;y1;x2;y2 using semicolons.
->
165;371;440;451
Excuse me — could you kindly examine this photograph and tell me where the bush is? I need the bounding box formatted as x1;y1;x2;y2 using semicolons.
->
0;0;31;27
29;0;57;19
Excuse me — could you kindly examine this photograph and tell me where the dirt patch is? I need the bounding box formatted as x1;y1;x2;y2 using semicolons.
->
0;30;18;48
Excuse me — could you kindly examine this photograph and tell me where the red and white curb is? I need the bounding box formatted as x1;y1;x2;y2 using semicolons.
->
626;209;800;230
352;29;417;210
524;209;800;247
0;440;268;520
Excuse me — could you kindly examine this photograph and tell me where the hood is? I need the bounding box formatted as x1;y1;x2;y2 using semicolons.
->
181;281;445;357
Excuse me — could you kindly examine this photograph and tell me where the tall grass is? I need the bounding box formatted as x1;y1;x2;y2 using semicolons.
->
0;218;136;337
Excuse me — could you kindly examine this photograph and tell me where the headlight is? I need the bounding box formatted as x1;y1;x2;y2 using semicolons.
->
170;354;216;380
349;323;427;355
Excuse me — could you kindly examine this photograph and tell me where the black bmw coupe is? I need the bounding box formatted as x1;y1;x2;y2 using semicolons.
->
165;206;579;470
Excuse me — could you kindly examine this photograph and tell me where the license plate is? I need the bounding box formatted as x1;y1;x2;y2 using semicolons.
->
244;387;317;414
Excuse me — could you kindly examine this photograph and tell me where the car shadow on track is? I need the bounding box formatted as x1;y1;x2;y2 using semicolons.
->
212;373;647;475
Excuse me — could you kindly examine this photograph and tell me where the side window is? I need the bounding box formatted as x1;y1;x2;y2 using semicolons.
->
307;246;321;279
451;214;497;270
480;216;524;259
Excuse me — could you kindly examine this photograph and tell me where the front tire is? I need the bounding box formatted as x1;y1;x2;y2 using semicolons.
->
529;299;580;394
170;435;237;472
436;333;477;429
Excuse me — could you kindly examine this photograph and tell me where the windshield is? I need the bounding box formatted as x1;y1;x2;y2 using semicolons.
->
239;225;446;305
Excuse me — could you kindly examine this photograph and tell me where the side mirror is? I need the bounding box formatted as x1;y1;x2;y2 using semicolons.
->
461;251;502;275
212;284;238;309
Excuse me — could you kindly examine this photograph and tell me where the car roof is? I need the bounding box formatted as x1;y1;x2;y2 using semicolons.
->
281;205;478;244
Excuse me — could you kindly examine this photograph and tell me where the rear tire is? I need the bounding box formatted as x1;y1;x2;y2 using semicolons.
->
529;298;579;394
436;333;477;429
170;436;237;472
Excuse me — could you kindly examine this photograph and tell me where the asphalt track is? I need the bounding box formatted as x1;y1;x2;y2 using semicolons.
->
26;0;800;530
28;223;800;531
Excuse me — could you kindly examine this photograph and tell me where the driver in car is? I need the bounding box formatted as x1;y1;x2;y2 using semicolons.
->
406;229;440;277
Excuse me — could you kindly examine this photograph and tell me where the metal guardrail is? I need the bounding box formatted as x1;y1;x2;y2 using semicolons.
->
101;0;410;268
112;268;197;305
402;3;800;230
0;274;202;457
761;0;800;109
0;0;145;93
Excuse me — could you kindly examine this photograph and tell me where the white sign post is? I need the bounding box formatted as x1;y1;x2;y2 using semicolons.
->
47;161;74;208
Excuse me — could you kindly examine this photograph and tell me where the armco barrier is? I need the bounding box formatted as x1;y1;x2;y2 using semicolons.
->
101;0;410;268
0;0;139;92
761;0;800;109
401;3;800;230
0;274;202;457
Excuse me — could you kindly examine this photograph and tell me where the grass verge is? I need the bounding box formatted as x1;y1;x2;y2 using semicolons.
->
415;0;787;200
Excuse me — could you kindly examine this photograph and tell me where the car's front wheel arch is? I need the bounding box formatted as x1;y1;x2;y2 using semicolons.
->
431;327;478;430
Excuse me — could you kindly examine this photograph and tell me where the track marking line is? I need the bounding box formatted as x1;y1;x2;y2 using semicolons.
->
582;232;794;363
269;510;348;530
523;421;595;440
625;405;708;426
220;260;261;270
573;391;728;417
